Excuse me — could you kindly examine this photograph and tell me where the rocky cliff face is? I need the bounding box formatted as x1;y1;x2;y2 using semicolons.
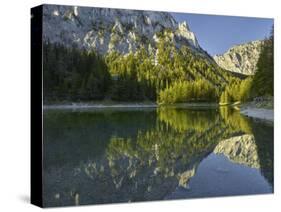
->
43;5;208;57
213;40;263;75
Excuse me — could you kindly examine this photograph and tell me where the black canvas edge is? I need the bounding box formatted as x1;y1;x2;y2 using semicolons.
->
31;5;43;208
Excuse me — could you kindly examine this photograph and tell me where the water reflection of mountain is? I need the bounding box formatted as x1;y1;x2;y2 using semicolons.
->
214;134;260;168
43;107;273;207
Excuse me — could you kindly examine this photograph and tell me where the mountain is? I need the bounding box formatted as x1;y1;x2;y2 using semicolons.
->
213;40;263;75
43;5;209;58
42;4;245;103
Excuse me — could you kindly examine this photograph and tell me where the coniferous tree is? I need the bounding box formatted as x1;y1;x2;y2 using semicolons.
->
252;26;274;97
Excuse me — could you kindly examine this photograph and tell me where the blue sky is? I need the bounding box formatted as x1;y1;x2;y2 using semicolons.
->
172;13;273;56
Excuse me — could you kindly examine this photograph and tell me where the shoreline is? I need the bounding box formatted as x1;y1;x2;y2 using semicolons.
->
43;102;220;109
43;102;274;123
43;103;158;109
240;108;273;122
240;106;273;122
240;99;273;122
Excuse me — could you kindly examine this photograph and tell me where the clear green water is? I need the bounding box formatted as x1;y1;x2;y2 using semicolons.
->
43;106;273;207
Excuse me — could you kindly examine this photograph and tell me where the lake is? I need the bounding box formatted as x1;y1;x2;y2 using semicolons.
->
43;106;273;207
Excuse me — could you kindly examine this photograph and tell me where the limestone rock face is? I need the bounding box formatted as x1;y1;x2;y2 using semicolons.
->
176;21;200;49
213;40;263;75
43;5;208;57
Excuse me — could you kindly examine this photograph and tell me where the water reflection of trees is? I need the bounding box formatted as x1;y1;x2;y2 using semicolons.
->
251;121;274;186
104;106;272;196
43;107;273;206
219;106;252;134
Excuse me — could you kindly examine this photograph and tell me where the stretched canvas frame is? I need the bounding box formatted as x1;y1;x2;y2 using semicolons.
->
31;4;274;208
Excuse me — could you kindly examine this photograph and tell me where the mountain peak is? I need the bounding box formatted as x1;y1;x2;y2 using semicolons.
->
43;5;206;57
176;21;199;49
213;40;264;75
178;21;190;31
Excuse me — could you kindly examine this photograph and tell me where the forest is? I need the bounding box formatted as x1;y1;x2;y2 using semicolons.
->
43;28;273;104
251;28;274;97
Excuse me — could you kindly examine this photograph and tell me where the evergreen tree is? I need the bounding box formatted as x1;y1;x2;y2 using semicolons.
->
252;26;274;97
